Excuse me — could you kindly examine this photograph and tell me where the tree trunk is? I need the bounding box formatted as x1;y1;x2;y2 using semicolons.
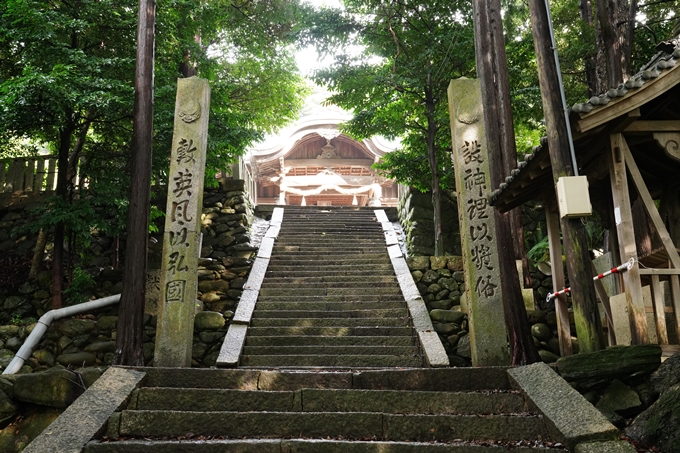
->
596;0;624;88
529;0;605;353
579;0;598;97
29;229;48;279
114;0;156;367
51;123;74;309
425;84;444;256
473;0;540;365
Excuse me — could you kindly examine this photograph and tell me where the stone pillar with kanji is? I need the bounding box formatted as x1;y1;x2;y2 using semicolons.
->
448;78;510;366
154;77;210;367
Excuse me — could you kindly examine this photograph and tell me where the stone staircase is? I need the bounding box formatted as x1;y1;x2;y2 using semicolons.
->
240;206;423;368
83;367;567;453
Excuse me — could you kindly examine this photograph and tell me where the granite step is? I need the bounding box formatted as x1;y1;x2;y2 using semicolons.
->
239;354;423;368
249;317;410;328
257;287;402;297
253;301;406;311
244;335;415;347
85;439;560;453
241;345;419;356
250;309;408;318
112;410;543;441
259;280;398;289
132;388;525;414
265;263;395;272
263;270;399;279
268;257;391;266
261;276;399;285
255;295;405;303
246;326;413;336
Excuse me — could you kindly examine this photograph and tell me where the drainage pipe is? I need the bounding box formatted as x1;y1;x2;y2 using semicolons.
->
2;294;121;375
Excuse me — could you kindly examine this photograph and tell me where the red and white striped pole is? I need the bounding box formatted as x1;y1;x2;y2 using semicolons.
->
546;257;635;303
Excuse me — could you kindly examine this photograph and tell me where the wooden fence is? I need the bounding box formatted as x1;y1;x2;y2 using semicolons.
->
0;156;58;194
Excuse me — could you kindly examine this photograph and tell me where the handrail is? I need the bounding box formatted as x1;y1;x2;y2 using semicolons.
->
2;294;121;375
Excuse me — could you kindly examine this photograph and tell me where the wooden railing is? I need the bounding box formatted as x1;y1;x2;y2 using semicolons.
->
0;156;58;194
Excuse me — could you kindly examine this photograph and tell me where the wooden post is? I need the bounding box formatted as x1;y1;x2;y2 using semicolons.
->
650;275;669;344
473;0;538;364
671;275;680;342
608;133;649;344
528;0;605;352
114;0;157;366
545;204;572;356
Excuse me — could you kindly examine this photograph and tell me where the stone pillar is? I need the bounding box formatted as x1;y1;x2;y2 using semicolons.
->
154;77;210;367
447;78;510;366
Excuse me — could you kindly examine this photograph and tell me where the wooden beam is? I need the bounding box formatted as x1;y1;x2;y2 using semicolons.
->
639;269;680;275
578;64;680;133
625;120;680;133
611;109;641;133
650;275;669;344
652;133;680;162
609;133;649;344
286;159;374;168
591;261;617;346
671;275;680;345
621;138;680;269
545;205;573;356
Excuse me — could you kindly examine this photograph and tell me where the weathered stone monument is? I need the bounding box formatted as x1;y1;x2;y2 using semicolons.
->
447;78;510;366
154;77;210;367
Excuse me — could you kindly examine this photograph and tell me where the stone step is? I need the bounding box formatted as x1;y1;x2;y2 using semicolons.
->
239;354;423;368
261;276;398;285
115;410;544;442
249;317;410;328
279;221;380;227
260;281;397;289
133;388;525;414
136;367;513;391
263;270;398;279
254;301;406;311
242;345;419;356
85;439;562;453
265;264;395;272
273;247;387;254
256;295;405;303
258;287;402;297
245;335;415;347
251;309;408;319
268;257;391;266
246;326;414;336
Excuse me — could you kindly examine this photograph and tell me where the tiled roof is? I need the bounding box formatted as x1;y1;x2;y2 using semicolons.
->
489;38;680;208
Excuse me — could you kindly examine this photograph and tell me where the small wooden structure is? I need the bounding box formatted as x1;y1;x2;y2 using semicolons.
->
491;42;680;353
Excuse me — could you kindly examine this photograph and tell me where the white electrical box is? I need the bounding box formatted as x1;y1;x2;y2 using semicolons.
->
557;176;592;218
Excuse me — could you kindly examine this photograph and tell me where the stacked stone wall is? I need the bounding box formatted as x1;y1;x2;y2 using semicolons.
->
405;255;471;366
397;187;461;256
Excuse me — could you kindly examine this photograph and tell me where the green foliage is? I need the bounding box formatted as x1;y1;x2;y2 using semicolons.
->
63;267;96;305
311;0;475;190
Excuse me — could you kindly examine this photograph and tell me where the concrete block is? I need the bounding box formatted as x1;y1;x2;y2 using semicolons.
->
257;237;275;258
243;258;269;292
508;362;618;449
271;207;284;223
216;324;248;367
24;367;146;453
384;230;398;245
387;245;403;259
418;331;450;367
374;209;388;224
232;289;259;324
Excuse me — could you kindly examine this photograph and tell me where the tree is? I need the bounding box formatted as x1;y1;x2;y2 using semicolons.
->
311;0;476;256
0;0;309;313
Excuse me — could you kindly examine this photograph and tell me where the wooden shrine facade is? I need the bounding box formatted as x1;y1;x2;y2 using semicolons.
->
491;43;680;353
247;110;399;207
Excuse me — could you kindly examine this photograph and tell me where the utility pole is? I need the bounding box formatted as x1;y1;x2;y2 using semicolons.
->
528;0;605;352
114;0;157;366
472;0;539;365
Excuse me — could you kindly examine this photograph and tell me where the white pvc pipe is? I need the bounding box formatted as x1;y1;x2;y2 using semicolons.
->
2;294;121;375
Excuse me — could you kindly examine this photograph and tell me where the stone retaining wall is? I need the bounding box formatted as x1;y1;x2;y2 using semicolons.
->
397;187;461;256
